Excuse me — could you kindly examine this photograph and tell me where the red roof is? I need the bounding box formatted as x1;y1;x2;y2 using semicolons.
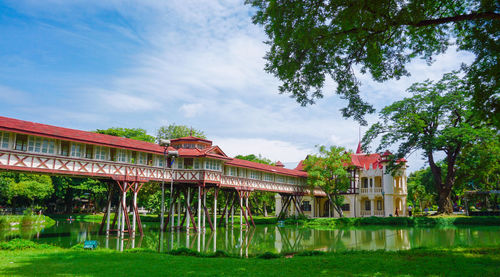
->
275;161;284;167
294;160;305;171
226;158;307;177
350;153;383;170
171;136;212;144
356;142;363;154
0;116;308;176
0;116;170;154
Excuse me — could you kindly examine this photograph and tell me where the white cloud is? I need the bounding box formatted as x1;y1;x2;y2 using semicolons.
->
179;103;204;118
213;137;313;168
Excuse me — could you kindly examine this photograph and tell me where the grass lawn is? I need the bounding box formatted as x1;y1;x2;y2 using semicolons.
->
0;245;499;276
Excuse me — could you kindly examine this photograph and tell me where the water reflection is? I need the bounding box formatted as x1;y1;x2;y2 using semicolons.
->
2;221;500;255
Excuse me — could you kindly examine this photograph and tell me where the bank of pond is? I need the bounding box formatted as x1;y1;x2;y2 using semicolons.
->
1;215;499;255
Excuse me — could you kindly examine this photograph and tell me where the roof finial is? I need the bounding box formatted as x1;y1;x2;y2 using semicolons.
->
356;126;363;154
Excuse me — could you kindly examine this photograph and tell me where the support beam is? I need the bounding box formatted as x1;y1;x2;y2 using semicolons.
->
197;186;201;233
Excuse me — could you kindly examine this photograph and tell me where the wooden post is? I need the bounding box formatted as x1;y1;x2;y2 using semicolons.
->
197;186;201;233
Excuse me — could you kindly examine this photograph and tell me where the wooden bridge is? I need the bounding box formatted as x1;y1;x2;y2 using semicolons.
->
0;116;318;236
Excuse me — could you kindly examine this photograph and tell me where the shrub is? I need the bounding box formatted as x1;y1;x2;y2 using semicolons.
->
0;239;54;250
257;252;281;259
168;247;199;256
295;250;327;256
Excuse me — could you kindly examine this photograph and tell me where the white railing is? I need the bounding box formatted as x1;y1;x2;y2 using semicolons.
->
360;210;371;216
360;188;369;194
373;187;382;193
374;210;384;216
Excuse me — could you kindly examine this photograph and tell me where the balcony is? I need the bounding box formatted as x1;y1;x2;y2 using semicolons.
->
360;210;371;216
374;210;384;216
360;187;383;194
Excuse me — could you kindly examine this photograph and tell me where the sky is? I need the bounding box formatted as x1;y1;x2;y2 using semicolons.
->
0;0;475;171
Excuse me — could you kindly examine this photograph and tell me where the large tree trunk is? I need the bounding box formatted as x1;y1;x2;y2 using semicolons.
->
437;189;453;214
263;202;268;217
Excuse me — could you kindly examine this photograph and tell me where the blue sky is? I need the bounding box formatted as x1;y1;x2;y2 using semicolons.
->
0;1;475;170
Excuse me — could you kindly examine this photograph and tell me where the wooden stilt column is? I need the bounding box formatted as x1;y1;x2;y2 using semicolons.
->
214;187;219;230
130;182;145;236
197;186;201;233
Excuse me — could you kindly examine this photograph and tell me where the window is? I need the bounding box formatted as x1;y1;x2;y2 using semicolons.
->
70;143;84;158
0;131;9;149
85;146;93;159
175;158;183;169
263;173;273;181
288;177;296;184
15;134;28;151
27;136;55;154
194;159;200;169
94;146;108;160
341;204;350;211
117;149;128;163
249;170;260;180
137;152;147;165
184;158;194;169
369;178;373;187
276;175;285;183
156;155;165;167
238;168;246;177
204;159;221;171
301;201;311;212
362;178;368;188
60;141;70;156
365;200;371;211
377;200;383;210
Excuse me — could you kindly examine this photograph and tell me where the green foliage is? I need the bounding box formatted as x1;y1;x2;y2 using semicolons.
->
235;154;274;165
256;252;281;259
246;0;499;124
0;172;54;208
293;216;500;229
363;71;497;213
235;154;276;216
295;250;327;257
303;145;351;217
0;239;54;250
156;124;206;140
94;127;155;143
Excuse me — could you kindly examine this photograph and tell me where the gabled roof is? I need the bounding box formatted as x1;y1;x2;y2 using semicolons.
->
226;158;307;177
171;136;212;144
0;116;171;154
356;142;363;154
294;160;305;171
350;153;383;170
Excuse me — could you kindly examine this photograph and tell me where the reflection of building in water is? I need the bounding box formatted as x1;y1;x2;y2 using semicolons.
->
276;142;408;218
274;226;412;252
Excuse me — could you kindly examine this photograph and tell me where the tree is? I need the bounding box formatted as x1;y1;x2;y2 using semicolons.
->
156;124;206;140
303;145;351;217
1;173;53;210
235;154;276;216
234;154;275;165
363;71;496;214
95;127;155;143
407;167;438;212
246;0;499;124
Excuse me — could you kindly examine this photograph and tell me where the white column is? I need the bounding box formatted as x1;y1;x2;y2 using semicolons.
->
121;188;126;238
106;190;111;236
177;195;181;228
117;200;122;236
370;199;374;216
231;199;234;226
132;183;137;236
245;196;249;224
203;189;206;232
240;194;243;226
214;190;217;230
186;188;190;230
197;187;201;233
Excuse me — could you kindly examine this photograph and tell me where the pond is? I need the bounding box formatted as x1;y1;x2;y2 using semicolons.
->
2;220;500;255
